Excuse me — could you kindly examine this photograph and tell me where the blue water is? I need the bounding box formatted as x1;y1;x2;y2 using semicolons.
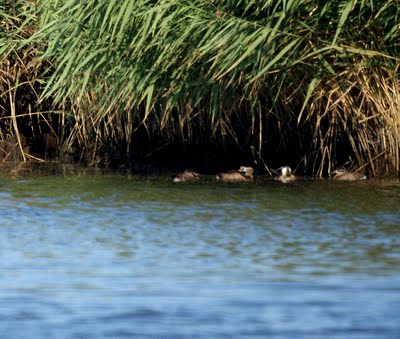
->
0;172;399;337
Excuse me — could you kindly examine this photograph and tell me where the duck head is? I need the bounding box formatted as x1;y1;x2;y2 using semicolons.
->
279;166;292;177
238;166;254;178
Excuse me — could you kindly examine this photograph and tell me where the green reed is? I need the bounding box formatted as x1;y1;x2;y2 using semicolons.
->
1;0;399;175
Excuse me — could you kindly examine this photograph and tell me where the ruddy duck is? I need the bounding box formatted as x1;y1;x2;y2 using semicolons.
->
331;168;366;181
216;166;254;182
173;169;201;182
274;166;297;183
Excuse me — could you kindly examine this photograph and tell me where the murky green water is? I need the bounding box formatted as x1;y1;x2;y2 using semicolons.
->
1;167;399;337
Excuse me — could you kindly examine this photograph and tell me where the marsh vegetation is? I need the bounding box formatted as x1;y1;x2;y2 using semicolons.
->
1;0;399;176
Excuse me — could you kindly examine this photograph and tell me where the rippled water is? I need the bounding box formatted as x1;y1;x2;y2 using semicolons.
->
0;168;399;337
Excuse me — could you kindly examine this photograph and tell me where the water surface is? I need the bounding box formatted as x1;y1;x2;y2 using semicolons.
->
0;169;399;337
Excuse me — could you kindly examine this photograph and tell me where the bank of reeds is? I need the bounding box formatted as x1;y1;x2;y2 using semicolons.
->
0;0;62;162
1;0;399;175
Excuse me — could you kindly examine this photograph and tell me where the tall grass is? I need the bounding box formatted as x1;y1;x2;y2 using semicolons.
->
2;0;400;174
0;0;61;161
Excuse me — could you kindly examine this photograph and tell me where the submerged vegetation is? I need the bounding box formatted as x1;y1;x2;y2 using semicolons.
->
1;0;399;175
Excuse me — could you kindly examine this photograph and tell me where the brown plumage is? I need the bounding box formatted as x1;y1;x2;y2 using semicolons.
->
331;168;366;181
216;166;254;182
173;170;201;182
274;166;297;183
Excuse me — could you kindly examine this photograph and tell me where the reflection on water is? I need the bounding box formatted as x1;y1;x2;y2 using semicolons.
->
0;170;399;337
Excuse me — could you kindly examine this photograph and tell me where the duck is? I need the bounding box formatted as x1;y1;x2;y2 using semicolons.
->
331;168;366;181
274;166;297;183
173;169;201;182
216;166;254;182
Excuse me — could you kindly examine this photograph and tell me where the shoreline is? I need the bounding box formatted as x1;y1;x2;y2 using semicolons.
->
1;161;399;182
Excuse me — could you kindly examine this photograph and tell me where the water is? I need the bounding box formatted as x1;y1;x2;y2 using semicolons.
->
0;168;399;337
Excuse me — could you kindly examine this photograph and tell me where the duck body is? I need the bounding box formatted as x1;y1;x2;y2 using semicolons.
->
216;166;254;182
173;170;201;182
331;168;366;181
274;166;297;183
